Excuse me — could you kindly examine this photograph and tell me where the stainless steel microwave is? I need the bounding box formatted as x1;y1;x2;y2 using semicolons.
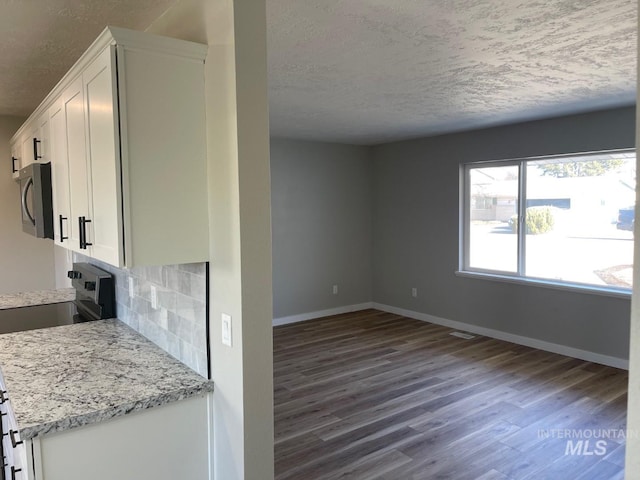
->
18;162;54;239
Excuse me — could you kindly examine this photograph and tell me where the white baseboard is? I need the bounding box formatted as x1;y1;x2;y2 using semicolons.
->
273;302;374;327
372;303;629;370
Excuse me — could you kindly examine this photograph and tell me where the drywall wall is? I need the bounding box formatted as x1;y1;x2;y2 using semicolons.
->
0;116;56;294
624;17;639;474
372;106;635;361
271;138;373;319
146;1;274;478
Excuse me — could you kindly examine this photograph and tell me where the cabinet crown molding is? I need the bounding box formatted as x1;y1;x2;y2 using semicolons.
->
11;26;208;143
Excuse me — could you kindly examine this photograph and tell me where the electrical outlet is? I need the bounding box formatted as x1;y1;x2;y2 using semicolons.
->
150;285;158;310
128;277;135;298
222;313;232;347
332;284;338;295
411;287;418;298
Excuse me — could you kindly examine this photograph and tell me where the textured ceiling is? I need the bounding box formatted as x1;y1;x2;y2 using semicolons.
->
267;0;637;145
0;0;636;145
0;0;177;118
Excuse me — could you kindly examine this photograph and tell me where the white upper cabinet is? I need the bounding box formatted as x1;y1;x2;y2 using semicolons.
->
49;96;71;248
82;47;123;267
19;112;49;169
61;76;89;253
10;109;48;178
13;26;209;268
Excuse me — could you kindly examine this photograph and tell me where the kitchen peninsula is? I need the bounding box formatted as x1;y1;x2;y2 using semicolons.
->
0;319;213;479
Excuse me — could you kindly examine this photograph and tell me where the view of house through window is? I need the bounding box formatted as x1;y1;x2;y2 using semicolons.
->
464;151;636;291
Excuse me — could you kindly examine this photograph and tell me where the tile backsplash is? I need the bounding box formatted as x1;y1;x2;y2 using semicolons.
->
73;253;208;377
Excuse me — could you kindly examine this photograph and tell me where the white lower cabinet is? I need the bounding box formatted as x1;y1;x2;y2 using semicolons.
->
15;394;211;480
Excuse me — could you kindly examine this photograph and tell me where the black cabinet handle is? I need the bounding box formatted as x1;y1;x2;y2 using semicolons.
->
10;157;17;174
78;217;84;248
0;392;6;405
10;466;21;480
79;217;92;249
59;215;68;242
32;138;41;160
9;430;22;449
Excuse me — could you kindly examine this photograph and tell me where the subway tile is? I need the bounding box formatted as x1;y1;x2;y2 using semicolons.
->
136;279;152;301
195;351;208;377
175;294;205;323
131;296;150;316
128;265;146;278
164;267;177;290
188;273;207;301
176;316;195;344
167;310;181;337
179;263;206;276
157;289;176;311
179;340;195;369
116;287;131;309
193;321;207;353
144;265;164;285
148;308;169;330
166;331;182;360
165;268;191;295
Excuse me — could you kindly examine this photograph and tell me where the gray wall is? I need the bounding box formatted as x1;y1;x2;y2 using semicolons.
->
372;106;635;360
0;116;56;294
271;138;373;319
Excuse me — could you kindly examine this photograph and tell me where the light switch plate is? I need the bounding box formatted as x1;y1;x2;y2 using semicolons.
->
222;313;232;347
150;285;158;309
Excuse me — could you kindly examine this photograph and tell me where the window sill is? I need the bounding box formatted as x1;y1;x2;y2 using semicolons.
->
454;270;632;300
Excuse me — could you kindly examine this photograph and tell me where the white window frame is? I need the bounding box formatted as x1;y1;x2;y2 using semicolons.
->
458;149;635;298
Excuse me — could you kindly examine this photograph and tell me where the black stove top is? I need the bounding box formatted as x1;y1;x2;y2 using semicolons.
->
0;263;115;335
0;302;87;335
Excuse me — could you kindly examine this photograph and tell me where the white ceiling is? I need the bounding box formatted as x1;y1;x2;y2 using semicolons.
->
0;0;636;146
0;0;176;118
267;0;637;145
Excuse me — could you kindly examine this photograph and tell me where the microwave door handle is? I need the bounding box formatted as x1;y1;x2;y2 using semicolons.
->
21;178;36;226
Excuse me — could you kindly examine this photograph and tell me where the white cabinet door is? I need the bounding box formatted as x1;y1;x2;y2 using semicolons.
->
19;113;48;169
34;111;49;164
33;394;211;480
82;47;123;267
49;98;72;248
62;76;91;254
21;130;34;169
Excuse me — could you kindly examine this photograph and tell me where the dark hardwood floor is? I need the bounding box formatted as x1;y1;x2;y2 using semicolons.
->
273;309;628;480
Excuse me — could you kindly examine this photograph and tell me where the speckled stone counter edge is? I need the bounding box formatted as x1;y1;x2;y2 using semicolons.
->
0;319;214;441
0;288;76;310
20;382;214;440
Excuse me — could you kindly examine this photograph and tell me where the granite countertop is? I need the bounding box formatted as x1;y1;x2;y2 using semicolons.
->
0;288;76;310
0;319;214;440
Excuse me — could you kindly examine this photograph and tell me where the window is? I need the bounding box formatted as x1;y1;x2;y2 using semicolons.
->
462;150;636;292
